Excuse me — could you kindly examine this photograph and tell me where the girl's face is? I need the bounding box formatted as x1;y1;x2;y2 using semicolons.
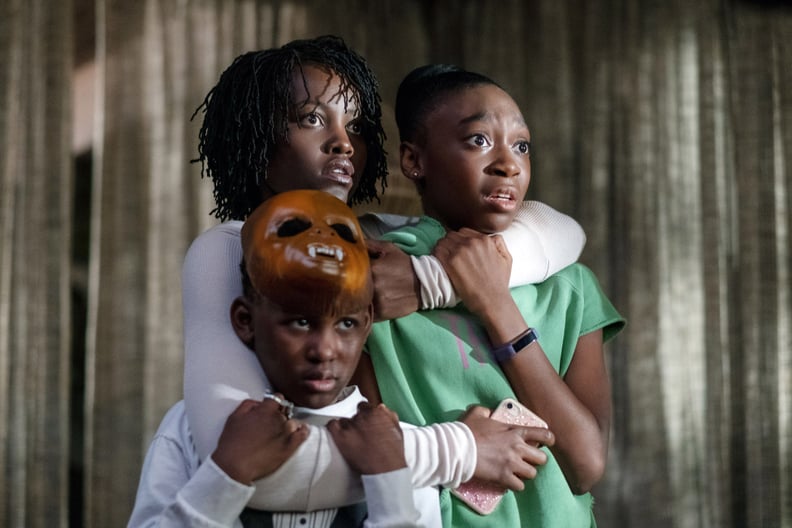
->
264;65;368;203
404;84;531;234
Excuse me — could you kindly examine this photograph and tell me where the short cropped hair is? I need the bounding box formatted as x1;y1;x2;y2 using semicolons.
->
394;64;500;144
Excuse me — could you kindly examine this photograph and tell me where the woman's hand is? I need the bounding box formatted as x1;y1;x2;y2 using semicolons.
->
328;402;407;475
460;405;554;491
367;239;421;321
212;397;309;485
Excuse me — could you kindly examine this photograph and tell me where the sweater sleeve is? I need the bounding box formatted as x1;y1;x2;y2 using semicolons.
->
246;420;476;512
411;201;586;309
501;200;586;285
182;223;272;461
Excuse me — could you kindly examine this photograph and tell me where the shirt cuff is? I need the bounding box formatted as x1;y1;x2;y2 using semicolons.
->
411;255;460;310
361;468;419;526
180;457;255;525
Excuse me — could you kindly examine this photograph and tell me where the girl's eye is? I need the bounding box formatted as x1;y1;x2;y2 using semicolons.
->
514;140;531;156
467;134;490;148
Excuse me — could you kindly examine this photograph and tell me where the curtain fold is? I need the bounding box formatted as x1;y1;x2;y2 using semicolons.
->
0;1;74;527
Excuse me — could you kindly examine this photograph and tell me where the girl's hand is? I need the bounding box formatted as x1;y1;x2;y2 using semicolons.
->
432;229;512;318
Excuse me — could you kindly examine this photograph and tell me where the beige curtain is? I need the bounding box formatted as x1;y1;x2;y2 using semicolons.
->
1;0;790;527
0;0;74;527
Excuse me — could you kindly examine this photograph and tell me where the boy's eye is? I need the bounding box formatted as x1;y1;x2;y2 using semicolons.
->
290;319;310;329
338;318;357;330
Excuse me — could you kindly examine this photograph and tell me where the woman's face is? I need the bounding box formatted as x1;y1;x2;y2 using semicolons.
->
264;65;368;203
406;84;531;234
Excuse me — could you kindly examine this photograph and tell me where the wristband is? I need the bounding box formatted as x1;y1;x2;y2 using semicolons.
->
492;328;539;363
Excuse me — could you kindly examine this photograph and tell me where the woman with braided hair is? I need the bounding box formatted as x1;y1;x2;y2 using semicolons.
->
182;35;587;514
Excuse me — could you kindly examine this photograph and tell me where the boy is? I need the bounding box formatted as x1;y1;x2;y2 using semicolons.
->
129;190;552;527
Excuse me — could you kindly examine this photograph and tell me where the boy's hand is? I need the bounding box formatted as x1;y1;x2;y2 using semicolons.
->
367;239;420;321
212;397;309;485
461;406;554;491
432;229;512;317
327;402;407;475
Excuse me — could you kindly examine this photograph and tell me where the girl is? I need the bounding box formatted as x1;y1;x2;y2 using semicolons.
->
362;64;626;527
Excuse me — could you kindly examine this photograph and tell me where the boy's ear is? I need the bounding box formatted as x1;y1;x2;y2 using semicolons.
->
363;303;374;334
400;142;424;190
230;297;255;349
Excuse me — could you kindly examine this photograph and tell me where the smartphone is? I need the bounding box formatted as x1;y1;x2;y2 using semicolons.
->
451;398;548;515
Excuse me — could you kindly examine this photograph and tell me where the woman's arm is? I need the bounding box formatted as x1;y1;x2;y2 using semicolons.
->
367;201;586;317
433;229;609;494
182;223;271;459
502;201;586;285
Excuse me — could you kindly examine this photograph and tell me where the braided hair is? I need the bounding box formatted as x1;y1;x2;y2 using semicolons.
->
193;35;387;221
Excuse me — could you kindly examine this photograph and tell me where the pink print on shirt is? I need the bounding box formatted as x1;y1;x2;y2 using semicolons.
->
433;312;491;369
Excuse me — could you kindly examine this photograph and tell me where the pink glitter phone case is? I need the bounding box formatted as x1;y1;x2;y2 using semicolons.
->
451;398;548;515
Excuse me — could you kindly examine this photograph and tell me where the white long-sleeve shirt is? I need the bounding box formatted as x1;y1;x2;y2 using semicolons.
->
182;201;585;511
128;388;473;527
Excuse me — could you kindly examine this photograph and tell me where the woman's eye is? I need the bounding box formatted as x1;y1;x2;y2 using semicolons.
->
514;140;531;155
299;113;321;127
291;319;310;329
346;120;363;135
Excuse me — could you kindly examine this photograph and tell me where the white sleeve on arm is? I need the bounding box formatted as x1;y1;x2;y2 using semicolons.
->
500;200;586;286
182;222;272;461
247;419;475;512
401;421;476;489
362;469;425;528
127;402;252;528
413;200;586;309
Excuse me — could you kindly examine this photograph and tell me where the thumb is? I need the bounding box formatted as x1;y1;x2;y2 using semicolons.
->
463;404;494;420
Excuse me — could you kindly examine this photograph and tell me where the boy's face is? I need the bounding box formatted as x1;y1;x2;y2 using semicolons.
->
234;190;374;408
264;65;368;204
405;84;531;234
240;295;372;409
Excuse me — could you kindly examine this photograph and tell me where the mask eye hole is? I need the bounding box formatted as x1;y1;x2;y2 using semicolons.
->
277;217;312;237
330;223;357;243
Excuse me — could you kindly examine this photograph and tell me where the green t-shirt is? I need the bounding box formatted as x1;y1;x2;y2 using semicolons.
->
366;217;625;527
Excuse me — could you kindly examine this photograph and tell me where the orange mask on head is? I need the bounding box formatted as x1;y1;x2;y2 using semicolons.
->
241;190;373;315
